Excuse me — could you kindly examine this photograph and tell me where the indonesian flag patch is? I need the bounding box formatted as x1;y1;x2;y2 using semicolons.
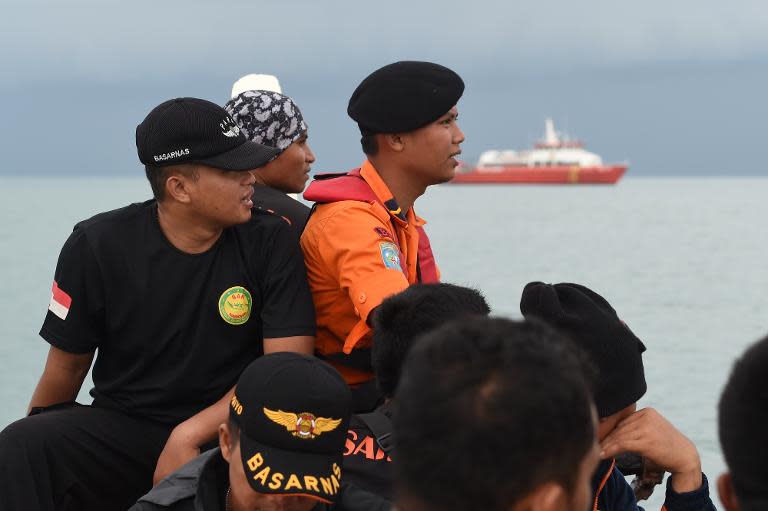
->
48;280;72;320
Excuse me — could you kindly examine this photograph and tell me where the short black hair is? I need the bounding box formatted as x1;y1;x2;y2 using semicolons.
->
719;334;768;510
144;163;199;201
393;317;595;511
372;283;490;397
360;133;378;156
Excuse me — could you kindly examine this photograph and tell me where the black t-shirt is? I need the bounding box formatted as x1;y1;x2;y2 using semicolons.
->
251;185;311;234
40;200;316;424
342;410;393;500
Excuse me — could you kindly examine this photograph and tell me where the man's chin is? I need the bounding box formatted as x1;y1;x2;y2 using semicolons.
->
235;209;253;224
436;167;457;185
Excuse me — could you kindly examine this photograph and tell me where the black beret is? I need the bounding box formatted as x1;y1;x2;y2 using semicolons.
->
520;282;647;418
347;61;464;134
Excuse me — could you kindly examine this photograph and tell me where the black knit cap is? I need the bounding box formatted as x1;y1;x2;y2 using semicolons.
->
347;61;464;134
520;282;647;418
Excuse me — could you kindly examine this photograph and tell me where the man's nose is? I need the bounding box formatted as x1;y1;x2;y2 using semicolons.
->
306;144;316;163
453;124;465;145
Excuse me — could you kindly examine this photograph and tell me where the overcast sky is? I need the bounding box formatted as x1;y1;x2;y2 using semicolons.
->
2;0;768;176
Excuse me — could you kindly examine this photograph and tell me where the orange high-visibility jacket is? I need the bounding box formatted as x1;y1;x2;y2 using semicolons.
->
301;161;439;384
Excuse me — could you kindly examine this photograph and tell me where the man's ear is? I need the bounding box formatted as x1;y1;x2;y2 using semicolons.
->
510;482;566;511
219;423;232;461
165;174;193;204
718;473;741;511
382;133;405;152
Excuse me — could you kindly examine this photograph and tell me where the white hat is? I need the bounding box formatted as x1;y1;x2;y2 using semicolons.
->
231;74;282;98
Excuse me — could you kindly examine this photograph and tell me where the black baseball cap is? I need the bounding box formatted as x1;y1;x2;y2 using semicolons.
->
136;97;280;171
348;61;464;134
229;353;352;504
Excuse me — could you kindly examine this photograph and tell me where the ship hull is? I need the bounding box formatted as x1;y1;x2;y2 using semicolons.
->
450;164;627;184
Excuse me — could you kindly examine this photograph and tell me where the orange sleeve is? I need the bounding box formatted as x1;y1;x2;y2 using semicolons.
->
315;204;409;323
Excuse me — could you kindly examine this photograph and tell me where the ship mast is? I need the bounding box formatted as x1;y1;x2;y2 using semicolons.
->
543;118;559;146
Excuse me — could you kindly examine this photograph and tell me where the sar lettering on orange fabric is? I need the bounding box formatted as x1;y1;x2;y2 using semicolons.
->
344;429;392;462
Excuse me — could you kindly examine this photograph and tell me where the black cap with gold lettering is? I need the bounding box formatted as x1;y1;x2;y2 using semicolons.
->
230;352;352;503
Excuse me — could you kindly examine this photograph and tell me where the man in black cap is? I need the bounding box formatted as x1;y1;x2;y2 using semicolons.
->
520;282;716;511
301;61;465;410
225;88;316;233
717;334;768;511
0;98;317;511
131;352;389;511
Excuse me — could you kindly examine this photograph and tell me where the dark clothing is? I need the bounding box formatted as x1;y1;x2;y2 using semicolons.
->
129;448;392;511
0;200;316;511
251;185;311;234
592;459;716;511
40;200;316;425
342;404;393;499
129;448;228;511
348;378;384;413
0;403;172;511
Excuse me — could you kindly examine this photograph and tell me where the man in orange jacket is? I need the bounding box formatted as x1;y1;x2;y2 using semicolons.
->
301;61;465;410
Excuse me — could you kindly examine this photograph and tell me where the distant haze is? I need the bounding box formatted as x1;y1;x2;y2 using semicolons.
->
2;0;768;176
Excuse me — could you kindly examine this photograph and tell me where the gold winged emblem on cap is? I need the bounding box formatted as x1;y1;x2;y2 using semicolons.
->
263;407;342;440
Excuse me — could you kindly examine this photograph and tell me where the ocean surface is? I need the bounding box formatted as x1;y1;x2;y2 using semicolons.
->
3;176;768;509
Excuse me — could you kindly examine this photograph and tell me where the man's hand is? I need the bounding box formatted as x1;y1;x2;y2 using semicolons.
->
153;422;202;484
600;407;702;493
152;386;236;484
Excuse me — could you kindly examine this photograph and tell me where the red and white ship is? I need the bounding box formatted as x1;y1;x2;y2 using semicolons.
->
451;119;627;184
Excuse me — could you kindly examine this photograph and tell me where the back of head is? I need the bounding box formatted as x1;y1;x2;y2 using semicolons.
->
371;283;490;398
520;281;647;417
719;335;768;511
393;316;595;511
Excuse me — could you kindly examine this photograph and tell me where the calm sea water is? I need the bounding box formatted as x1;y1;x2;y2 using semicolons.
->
3;176;767;509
